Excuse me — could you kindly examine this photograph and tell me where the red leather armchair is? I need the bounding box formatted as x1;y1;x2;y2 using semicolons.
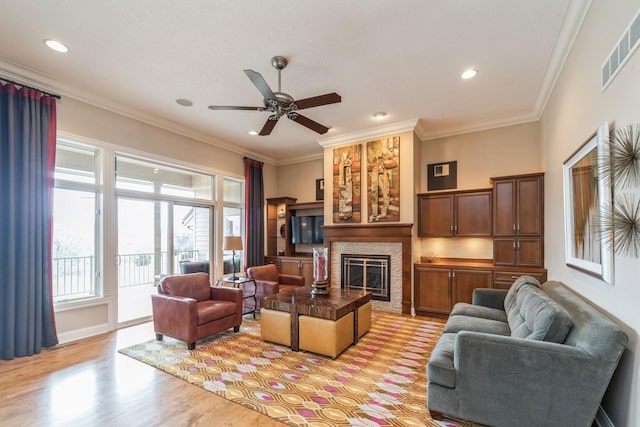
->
246;264;305;309
151;272;243;349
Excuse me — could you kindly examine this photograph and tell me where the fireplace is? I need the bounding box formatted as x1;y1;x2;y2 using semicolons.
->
341;254;391;301
324;223;412;314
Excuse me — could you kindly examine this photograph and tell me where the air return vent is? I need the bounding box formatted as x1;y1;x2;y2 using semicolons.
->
602;8;640;91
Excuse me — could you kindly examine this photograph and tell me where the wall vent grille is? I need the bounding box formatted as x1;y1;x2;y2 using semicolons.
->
602;7;640;91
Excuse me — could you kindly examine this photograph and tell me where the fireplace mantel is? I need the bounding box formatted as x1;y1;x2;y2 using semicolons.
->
324;223;413;314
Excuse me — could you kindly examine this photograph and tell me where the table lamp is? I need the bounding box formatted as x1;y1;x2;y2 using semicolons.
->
222;236;243;281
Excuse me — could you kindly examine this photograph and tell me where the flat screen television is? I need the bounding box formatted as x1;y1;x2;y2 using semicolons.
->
291;216;324;244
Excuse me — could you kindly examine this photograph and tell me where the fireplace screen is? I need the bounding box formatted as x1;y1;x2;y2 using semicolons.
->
341;254;391;301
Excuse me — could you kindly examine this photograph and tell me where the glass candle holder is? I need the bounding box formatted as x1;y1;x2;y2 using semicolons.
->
313;247;328;282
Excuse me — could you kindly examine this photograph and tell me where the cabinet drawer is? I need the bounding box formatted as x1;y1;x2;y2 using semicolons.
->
494;271;546;289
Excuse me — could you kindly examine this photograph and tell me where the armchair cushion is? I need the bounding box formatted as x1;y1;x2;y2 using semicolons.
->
152;272;243;349
246;264;305;309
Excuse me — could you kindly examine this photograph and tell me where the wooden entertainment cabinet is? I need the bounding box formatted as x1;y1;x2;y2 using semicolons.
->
414;173;546;318
265;197;324;285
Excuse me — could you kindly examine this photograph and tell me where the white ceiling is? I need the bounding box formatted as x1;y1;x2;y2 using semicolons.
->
0;0;589;165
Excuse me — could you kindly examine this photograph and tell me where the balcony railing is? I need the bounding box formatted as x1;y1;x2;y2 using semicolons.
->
53;250;200;300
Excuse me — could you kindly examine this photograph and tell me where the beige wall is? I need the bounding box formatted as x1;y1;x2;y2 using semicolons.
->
540;1;640;425
420;121;542;192
275;159;324;203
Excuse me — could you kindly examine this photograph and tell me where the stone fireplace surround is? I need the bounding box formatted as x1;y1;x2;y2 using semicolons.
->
323;224;412;315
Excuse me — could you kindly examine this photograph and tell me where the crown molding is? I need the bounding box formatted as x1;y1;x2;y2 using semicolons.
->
419;111;538;141
317;118;420;148
533;0;592;118
0;60;282;166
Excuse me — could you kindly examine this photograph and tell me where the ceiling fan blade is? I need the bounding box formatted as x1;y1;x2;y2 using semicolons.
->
294;92;342;110
244;69;276;100
208;105;264;111
288;113;330;134
259;115;280;136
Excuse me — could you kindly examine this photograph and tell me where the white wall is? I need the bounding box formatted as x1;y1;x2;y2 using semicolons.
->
541;1;640;425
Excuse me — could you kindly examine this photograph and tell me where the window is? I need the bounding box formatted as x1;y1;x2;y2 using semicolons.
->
52;142;101;303
222;178;244;274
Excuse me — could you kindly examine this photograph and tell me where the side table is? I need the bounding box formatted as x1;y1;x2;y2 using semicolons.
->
215;277;257;318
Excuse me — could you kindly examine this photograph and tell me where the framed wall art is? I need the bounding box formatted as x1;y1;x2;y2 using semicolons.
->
563;122;614;284
332;144;361;223
366;136;400;222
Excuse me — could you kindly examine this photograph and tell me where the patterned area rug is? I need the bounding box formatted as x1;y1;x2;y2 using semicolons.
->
119;313;475;427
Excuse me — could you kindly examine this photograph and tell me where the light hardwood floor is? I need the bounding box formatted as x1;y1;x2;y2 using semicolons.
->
0;321;286;427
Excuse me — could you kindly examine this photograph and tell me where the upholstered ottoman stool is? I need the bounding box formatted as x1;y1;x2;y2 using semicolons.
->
358;301;372;338
299;312;354;358
260;308;291;346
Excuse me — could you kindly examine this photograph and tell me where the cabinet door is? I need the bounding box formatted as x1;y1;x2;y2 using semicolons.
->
299;259;315;286
418;195;453;237
414;267;452;315
455;192;492;236
280;259;301;276
452;269;492;305
493;238;517;266
516;176;543;236
493;179;516;236
516;238;543;267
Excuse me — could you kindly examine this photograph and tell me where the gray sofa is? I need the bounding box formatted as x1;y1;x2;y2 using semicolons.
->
427;276;628;427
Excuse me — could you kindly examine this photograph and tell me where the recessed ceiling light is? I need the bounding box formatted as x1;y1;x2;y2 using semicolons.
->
44;39;68;53
248;130;258;136
373;112;387;119
461;69;478;79
176;99;193;107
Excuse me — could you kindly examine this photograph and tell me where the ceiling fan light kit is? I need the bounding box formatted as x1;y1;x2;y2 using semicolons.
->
208;56;341;135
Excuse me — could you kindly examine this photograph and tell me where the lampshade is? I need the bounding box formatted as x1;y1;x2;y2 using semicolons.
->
222;236;243;251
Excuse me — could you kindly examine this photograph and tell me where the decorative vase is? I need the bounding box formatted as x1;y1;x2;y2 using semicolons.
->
311;247;330;296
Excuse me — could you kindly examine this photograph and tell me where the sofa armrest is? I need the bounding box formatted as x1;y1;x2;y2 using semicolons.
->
151;294;198;339
279;274;305;286
453;331;610;426
253;279;279;296
210;286;243;304
472;288;507;310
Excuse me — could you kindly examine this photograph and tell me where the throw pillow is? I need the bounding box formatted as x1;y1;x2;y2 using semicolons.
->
506;285;574;343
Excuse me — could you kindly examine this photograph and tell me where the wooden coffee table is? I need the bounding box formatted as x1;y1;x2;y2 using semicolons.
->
262;288;372;351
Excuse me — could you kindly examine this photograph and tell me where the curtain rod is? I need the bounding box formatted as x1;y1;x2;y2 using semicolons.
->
0;77;61;100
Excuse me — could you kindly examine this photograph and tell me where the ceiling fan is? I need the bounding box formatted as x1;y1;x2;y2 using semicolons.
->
208;56;341;136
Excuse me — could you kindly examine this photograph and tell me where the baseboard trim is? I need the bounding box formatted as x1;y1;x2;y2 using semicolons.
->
594;406;615;427
56;323;111;344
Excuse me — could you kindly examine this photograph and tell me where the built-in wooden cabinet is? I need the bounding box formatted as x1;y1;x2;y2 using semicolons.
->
414;264;493;317
418;189;492;237
265;198;323;286
491;173;544;267
414;260;547;317
266;197;296;257
265;255;314;286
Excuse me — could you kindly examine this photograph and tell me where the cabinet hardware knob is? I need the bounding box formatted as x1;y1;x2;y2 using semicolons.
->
517;241;521;250
513;224;516;231
511;275;518;279
517;224;520;231
513;242;516;249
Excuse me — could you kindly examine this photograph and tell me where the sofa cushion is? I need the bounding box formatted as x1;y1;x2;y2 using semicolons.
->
450;302;508;323
427;332;457;388
444;315;511;336
506;284;574;342
504;275;541;313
